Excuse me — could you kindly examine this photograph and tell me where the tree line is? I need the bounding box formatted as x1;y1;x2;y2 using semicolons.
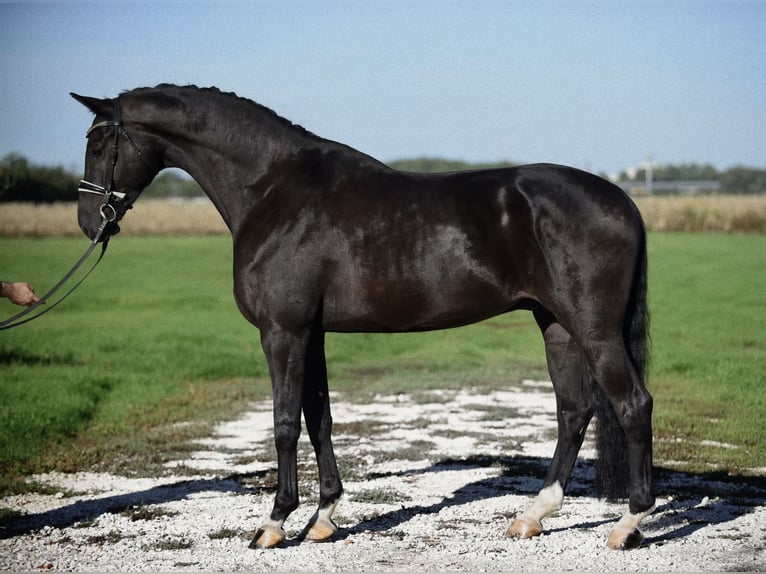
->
2;153;765;202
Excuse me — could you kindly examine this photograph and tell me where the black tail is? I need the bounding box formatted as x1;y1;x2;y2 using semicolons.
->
591;226;650;500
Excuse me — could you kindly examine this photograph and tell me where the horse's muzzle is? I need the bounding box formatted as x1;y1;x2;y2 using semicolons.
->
78;195;121;242
77;180;129;241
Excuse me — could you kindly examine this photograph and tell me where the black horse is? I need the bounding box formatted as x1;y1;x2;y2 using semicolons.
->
72;84;653;550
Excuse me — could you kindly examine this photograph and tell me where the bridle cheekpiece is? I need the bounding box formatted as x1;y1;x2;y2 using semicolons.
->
77;97;152;230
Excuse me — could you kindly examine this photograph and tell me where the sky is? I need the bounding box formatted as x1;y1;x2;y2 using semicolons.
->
1;1;765;178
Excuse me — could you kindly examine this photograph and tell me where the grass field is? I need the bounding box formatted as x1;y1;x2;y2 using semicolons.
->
1;229;765;492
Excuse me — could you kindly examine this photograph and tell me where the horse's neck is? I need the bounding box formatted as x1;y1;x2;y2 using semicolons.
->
157;107;306;235
164;143;248;234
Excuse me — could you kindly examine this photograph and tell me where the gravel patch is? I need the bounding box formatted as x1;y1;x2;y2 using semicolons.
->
2;380;764;572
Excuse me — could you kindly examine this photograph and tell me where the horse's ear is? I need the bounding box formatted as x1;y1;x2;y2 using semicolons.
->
71;93;113;117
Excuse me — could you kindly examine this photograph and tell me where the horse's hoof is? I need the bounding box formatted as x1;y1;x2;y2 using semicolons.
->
249;525;287;549
506;517;543;539
607;526;644;550
305;517;338;543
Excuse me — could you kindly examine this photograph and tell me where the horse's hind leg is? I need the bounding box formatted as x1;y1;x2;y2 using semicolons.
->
507;311;593;539
583;336;654;549
299;327;343;542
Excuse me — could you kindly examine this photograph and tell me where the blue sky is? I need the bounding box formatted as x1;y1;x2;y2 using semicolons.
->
1;1;764;177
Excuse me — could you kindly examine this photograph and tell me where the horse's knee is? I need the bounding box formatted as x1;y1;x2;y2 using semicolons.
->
273;418;300;451
558;406;592;436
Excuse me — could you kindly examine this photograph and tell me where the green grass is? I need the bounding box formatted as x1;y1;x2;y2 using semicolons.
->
0;237;271;483
0;233;764;491
646;233;766;471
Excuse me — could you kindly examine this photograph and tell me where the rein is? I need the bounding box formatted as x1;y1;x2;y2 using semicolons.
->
0;98;133;331
0;223;111;331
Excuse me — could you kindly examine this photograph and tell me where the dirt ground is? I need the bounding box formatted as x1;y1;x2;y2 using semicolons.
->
2;380;765;572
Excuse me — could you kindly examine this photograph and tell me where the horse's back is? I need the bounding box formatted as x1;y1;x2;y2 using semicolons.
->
318;162;642;332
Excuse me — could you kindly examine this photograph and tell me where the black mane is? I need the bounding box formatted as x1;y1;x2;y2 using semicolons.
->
124;83;318;139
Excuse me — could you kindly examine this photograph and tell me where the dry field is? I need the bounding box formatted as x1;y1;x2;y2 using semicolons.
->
1;195;765;237
633;194;766;234
0;199;227;238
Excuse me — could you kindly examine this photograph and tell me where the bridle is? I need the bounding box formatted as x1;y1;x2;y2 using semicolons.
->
0;97;149;330
77;97;154;225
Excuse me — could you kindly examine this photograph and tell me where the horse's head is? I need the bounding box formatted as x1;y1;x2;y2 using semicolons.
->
71;93;161;241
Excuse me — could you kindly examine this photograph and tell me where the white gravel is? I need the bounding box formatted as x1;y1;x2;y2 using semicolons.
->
1;380;764;572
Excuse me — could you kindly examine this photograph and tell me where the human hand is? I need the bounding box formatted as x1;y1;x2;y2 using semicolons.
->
1;282;41;307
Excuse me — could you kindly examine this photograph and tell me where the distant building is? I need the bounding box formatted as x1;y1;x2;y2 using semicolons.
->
618;180;721;196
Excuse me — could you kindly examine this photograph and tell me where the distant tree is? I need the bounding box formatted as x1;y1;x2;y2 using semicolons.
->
719;166;766;195
0;155;205;202
143;170;204;198
620;163;719;182
388;157;514;173
0;153;79;202
0;153;28;188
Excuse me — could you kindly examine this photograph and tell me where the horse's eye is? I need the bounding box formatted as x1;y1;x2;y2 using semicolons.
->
91;147;104;158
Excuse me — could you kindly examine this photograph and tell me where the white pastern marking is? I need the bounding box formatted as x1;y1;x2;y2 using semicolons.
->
614;504;656;532
521;481;564;523
317;500;338;523
262;518;285;532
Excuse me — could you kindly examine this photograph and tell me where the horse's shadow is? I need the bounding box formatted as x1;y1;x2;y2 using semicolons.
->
338;456;766;545
0;472;270;540
2;456;764;546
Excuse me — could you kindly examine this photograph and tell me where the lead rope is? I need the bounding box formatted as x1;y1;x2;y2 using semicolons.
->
0;218;112;331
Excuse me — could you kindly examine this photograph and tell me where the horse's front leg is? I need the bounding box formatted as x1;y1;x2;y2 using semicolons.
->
300;326;343;542
249;326;309;550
